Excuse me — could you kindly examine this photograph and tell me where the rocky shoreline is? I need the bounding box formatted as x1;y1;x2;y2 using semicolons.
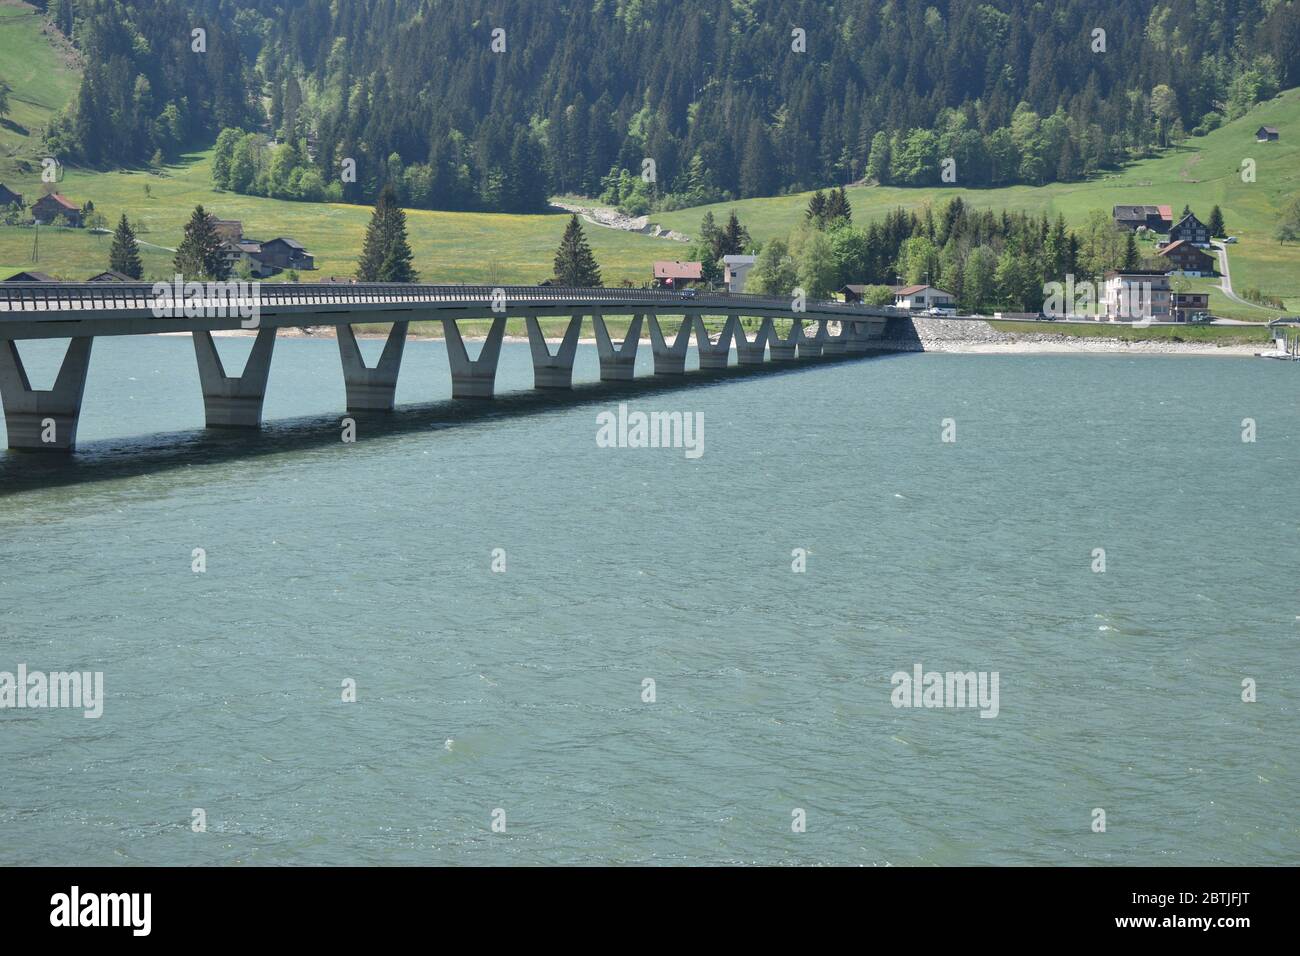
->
873;317;1261;356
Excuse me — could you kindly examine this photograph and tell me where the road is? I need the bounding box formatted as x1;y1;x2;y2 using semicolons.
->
1211;240;1278;314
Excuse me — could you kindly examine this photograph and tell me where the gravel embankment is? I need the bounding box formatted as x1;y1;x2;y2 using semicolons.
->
875;317;1260;355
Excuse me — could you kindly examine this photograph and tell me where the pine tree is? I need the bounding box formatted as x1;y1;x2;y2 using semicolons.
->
806;190;827;224
1122;231;1141;270
109;213;143;279
174;205;228;280
1207;205;1225;238
553;214;602;287
717;210;750;257
823;186;852;224
357;183;418;282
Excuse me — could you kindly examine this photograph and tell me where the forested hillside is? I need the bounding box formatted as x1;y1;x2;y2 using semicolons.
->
22;0;1300;213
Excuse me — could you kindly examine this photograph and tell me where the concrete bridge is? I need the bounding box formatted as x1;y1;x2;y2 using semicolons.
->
0;282;902;452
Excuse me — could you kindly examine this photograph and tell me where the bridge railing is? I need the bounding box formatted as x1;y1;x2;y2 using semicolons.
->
0;281;903;319
0;280;909;325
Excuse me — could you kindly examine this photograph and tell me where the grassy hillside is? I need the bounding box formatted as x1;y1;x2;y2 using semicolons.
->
659;89;1300;315
0;149;685;284
0;0;77;178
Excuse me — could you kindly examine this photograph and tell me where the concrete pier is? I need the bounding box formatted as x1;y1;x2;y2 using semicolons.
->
798;319;827;359
0;336;94;451
648;315;691;375
193;327;277;428
526;313;583;389
593;312;643;381
733;315;768;366
694;315;735;370
443;316;506;398
845;319;882;354
768;318;801;361
338;321;408;411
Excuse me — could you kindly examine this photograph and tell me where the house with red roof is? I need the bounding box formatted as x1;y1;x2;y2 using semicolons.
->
31;192;83;227
652;260;703;289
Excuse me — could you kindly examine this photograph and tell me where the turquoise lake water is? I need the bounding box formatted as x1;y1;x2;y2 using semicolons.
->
1;335;1296;865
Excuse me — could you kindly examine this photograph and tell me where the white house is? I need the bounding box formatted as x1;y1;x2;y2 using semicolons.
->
1102;270;1172;321
722;255;756;292
893;284;955;310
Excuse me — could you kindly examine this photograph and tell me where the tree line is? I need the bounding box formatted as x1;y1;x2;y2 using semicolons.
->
35;1;1299;209
747;195;1202;313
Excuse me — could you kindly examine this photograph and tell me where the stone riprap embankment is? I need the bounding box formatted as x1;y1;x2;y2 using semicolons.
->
875;316;1258;355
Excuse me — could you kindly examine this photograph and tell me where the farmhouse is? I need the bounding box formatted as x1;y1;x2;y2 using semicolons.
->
221;239;276;278
1168;212;1211;246
31;192;83;227
1113;204;1173;233
1103;269;1172;321
1256;125;1280;142
893;284;955;310
652;260;702;289
87;270;136;282
1157;240;1217;276
722;254;756;292
0;184;22;208
258;237;315;272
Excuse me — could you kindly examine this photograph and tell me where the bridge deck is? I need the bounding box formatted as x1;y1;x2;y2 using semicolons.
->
0;282;903;339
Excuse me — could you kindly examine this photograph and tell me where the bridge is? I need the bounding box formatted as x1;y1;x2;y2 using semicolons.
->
0;281;904;452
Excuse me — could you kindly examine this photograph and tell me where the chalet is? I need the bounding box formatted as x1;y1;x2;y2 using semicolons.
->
87;270;136;282
722;254;756;293
1168;212;1211;246
1103;269;1172;321
0;184;22;209
893;284;955;311
1256;126;1280;142
1172;291;1211;322
653;260;702;289
840;284;870;303
4;271;58;282
258;237;315;272
1113;204;1173;233
31;192;83;227
1157;240;1216;276
222;239;277;278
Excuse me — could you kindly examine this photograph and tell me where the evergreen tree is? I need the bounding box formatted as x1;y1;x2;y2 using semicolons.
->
1122;231;1141;270
824;187;852;224
739;122;777;198
806;190;827;224
109;213;143;279
357;183;418;282
1207;205;1226;238
174;206;228;280
717;211;750;257
553;215;602;286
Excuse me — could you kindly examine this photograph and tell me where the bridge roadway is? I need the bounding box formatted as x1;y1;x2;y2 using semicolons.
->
0;282;904;452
